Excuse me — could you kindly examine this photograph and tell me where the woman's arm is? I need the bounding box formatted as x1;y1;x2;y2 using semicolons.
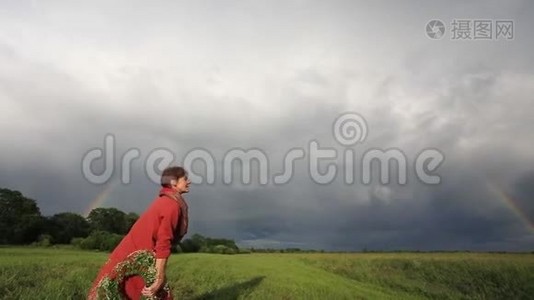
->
154;204;180;259
155;258;168;282
142;258;168;297
142;203;179;297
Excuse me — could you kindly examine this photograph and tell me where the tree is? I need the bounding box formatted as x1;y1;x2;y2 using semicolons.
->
191;233;207;248
180;234;206;252
180;239;200;253
0;188;44;244
47;212;91;244
86;207;128;234
205;237;238;250
179;233;240;254
124;212;140;232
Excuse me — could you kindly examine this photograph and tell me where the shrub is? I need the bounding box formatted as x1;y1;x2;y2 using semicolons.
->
198;246;211;253
78;230;124;251
238;248;251;254
32;234;52;247
71;237;84;248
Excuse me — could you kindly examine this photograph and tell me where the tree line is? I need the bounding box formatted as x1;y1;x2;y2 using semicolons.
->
0;187;238;254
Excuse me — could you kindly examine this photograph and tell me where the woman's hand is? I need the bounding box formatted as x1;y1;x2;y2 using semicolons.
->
142;258;168;297
141;279;164;297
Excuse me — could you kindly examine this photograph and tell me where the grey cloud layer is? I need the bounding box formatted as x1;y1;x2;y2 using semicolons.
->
1;0;533;250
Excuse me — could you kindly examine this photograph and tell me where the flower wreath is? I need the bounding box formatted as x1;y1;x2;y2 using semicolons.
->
95;249;171;299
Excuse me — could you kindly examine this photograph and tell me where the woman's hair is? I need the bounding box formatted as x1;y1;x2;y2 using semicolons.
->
160;166;187;187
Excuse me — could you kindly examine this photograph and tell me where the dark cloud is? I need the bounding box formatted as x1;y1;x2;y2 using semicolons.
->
1;0;533;251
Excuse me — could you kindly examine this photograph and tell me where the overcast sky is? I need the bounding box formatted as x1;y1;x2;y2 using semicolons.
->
1;0;533;251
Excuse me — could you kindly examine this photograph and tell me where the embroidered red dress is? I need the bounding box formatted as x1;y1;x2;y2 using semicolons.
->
88;187;188;300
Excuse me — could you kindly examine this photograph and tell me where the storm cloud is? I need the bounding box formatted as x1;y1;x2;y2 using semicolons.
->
1;0;533;251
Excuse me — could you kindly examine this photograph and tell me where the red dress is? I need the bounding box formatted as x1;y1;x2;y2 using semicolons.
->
88;187;188;300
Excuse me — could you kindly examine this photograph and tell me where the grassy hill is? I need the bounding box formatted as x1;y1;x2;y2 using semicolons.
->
1;247;533;299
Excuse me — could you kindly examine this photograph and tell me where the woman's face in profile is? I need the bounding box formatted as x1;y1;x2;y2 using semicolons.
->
173;176;191;194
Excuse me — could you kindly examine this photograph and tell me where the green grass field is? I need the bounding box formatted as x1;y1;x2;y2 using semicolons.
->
1;247;533;299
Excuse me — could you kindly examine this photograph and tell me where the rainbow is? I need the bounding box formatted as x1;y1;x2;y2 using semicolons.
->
83;181;118;217
486;181;534;234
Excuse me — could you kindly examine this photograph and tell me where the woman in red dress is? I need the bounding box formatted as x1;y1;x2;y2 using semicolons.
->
88;166;190;300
